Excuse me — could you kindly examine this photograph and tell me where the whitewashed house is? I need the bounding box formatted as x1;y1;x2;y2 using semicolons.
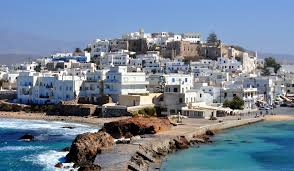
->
217;57;242;73
99;50;130;68
243;77;274;105
104;66;149;102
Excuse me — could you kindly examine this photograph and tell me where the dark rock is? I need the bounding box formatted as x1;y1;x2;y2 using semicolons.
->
194;134;212;143
18;134;34;141
190;138;205;144
66;131;114;166
206;130;215;136
54;162;63;168
116;139;130;144
174;136;190;149
125;132;133;138
78;164;101;171
62;126;75;129
102;117;172;139
60;147;71;152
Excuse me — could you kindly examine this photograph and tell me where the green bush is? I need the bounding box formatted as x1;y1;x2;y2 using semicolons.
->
222;96;244;110
144;107;156;116
138;109;145;115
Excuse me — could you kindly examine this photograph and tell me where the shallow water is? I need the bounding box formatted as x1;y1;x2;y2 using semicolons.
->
161;121;294;171
0;118;100;171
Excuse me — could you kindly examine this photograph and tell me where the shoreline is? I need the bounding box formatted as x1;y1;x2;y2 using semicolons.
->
0;111;130;126
2;111;294;171
94;117;264;170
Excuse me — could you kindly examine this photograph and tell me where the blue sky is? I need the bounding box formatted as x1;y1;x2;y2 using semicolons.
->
0;0;294;54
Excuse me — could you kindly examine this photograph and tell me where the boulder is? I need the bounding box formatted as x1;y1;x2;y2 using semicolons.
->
18;134;34;141
206;130;215;136
78;164;101;171
174;136;190;149
62;126;75;129
66;131;114;166
60;147;71;152
194;134;212;143
54;162;63;168
102;116;172;139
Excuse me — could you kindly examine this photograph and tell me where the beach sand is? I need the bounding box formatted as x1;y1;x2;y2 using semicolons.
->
264;115;294;121
0;111;130;126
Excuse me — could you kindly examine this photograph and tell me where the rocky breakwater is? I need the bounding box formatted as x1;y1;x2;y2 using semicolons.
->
65;131;115;171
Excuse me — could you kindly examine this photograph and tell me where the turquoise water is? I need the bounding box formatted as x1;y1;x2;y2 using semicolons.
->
0;118;100;171
162;121;294;171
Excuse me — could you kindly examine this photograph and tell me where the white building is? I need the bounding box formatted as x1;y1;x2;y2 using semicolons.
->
217;57;242;73
17;71;84;104
181;32;201;43
104;66;149;102
99;50;130;68
164;60;189;73
90;39;110;58
242;52;257;73
243;77;274;104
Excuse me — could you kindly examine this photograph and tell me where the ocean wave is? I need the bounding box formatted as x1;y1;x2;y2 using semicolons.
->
0;145;46;151
0;118;99;137
23;150;77;171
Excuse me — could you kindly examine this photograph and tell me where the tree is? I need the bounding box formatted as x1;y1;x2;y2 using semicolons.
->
84;47;91;52
264;57;281;73
231;45;246;52
222;96;244;110
261;68;270;76
223;99;231;108
207;32;218;44
230;96;244;110
75;48;82;53
34;64;41;72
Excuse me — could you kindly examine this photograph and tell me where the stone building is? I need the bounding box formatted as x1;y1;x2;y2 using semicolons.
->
162;41;201;60
109;39;129;52
128;38;148;54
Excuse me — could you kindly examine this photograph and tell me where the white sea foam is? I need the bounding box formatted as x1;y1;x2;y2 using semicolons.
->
0;145;46;151
0;118;99;137
23;150;77;171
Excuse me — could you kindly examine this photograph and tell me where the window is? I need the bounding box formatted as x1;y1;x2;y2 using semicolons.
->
200;94;202;98
174;88;178;92
233;94;237;97
185;78;188;82
172;78;175;82
179;98;183;103
224;92;227;98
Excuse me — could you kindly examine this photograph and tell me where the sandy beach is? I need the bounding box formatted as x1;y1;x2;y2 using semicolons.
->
0;111;130;126
264;114;294;121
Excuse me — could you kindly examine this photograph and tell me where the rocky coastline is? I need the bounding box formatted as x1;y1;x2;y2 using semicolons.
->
63;116;263;171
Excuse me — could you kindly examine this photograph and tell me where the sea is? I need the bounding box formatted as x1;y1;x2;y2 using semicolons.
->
0;118;100;171
161;120;294;171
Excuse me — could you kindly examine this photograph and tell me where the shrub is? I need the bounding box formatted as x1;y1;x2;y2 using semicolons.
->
138;109;145;115
222;96;244;110
144;107;156;116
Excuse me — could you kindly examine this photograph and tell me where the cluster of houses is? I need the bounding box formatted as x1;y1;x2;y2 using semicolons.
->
1;29;293;118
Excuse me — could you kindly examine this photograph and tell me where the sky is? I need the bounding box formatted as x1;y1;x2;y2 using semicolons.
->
0;0;294;55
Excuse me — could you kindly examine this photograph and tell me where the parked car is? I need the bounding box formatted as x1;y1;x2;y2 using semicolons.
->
259;106;270;110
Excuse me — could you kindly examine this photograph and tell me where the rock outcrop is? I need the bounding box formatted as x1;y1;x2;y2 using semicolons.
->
54;163;63;168
102;116;172;139
18;134;34;141
66;131;114;166
174;136;190;149
78;164;101;171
